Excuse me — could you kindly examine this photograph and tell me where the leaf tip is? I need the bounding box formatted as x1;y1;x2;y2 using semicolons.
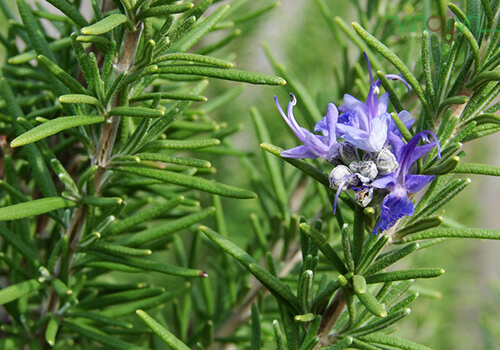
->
199;271;208;278
10;137;22;148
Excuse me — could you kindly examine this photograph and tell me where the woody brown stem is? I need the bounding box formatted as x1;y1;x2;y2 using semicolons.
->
39;13;144;347
315;289;346;348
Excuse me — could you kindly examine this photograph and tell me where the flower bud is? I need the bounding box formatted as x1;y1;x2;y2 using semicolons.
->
362;152;376;162
339;142;360;165
376;148;399;175
359;161;378;180
329;165;358;189
328;155;344;167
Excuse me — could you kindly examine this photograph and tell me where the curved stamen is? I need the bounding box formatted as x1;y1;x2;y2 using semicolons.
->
382;74;411;94
364;52;374;86
274;94;306;141
333;173;356;213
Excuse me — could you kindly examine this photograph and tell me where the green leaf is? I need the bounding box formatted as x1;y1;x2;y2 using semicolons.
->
455;21;480;72
167;4;228;53
251;304;261;350
87;250;207;278
353;275;387;318
299;223;347;274
157;65;285;85
8;37;73;65
0;197;75;220
251;107;289;218
81;14;128;35
273;320;286;350
137;3;194;21
199;225;301;313
77;287;165;310
298;270;314;313
136;153;211;168
62;321;147;350
107;196;184;235
109;106;165;118
81;196;123;207
401;228;500;242
11;116;104;147
359;334;433;350
45;0;88;27
17;0;57;63
121;207;216;246
0;223;41;268
45;315;60;346
347;309;411;337
364;243;419;276
299;316;321;350
136;310;190;349
379;74;405;114
453;162;500;176
388;292;419;314
390;112;412;141
153;53;233;68
311;279;341;313
411;178;471;222
395;217;443;237
421;31;436;108
365;268;445;283
100;283;189;318
356;234;389;274
59;94;103;107
130;91;208;102
91;242;152;257
68;311;132;328
142;80;208;146
423;156;460;175
115;166;256;199
322;337;353;349
37;55;87;94
467;71;500;88
352;22;431;116
0;279;43;305
467;112;500;126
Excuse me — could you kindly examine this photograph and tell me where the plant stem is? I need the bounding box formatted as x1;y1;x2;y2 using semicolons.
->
315;289;346;348
93;23;143;190
38;15;144;348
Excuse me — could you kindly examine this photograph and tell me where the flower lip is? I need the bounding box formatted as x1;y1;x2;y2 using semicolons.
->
398;130;441;184
336;54;412;153
275;94;339;161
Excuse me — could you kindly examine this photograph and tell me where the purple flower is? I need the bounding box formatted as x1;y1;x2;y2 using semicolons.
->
370;131;440;234
275;94;339;162
337;54;411;153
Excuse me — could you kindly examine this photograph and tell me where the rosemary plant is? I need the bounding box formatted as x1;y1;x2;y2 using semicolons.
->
0;0;499;349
